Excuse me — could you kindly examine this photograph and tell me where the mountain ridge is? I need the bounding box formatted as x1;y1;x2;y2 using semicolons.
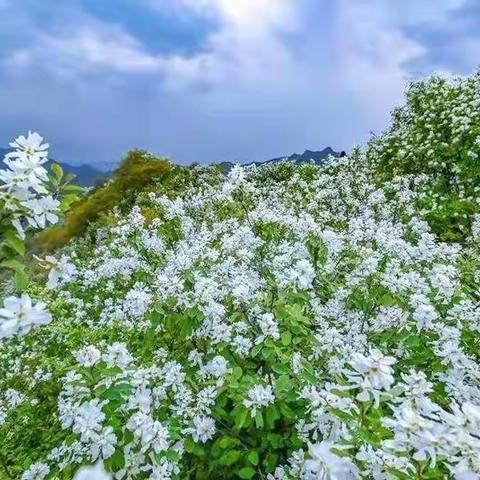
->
217;147;344;173
1;146;344;186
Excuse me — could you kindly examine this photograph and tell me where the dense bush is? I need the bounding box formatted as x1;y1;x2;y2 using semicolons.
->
37;150;172;249
2;73;480;480
367;73;480;241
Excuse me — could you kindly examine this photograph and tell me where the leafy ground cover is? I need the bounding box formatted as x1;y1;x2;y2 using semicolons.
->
2;73;480;479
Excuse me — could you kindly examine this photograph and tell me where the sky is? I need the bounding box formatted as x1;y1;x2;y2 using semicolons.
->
0;0;479;169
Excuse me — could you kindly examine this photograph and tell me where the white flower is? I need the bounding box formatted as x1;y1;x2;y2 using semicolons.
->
255;312;280;342
453;461;480;480
76;345;102;367
21;463;50;480
243;384;275;417
104;342;133;368
126;412;170;453
12;217;26;239
149;458;179;480
5;388;25;407
185;416;216;443
292;352;303;375
74;462;111;480
22;195;60;229
44;255;77;289
72;400;106;441
128;386;152;413
301;441;360;480
346;349;396;406
0;294;52;340
293;258;315;289
267;467;287;480
7;131;49;164
1;132;50;196
0;165;47;196
0;407;6;426
89;426;117;460
410;294;438;330
199;355;229;379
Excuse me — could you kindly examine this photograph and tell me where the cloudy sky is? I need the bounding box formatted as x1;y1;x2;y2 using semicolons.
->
0;0;479;168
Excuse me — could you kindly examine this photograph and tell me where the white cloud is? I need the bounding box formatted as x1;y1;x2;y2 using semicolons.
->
5;22;162;76
181;0;297;31
3;0;298;85
0;0;478;166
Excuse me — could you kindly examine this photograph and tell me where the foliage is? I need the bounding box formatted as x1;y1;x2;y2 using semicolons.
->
37;150;173;249
2;73;480;480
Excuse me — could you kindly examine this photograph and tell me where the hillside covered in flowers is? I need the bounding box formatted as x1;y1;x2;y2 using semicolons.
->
2;73;480;480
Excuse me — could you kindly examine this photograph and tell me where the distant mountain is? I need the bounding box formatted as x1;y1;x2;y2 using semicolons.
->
264;147;345;165
217;147;345;173
1;146;345;186
0;148;109;187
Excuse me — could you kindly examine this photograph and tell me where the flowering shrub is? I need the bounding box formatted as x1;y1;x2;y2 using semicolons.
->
0;132;82;289
367;73;480;241
2;74;480;479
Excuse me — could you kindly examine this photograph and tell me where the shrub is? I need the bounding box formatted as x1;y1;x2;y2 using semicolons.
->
367;73;480;241
38;150;172;249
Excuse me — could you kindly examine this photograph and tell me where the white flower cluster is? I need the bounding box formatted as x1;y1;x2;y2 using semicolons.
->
0;131;60;239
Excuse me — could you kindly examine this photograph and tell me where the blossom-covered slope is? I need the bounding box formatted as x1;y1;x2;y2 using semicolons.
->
2;73;480;480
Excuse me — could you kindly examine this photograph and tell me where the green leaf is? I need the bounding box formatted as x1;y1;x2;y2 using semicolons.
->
232;366;243;381
218;450;241;466
5;229;25;256
247;451;259;466
263;453;279;472
236;467;256;479
1;258;25;272
275;375;291;396
106;448;125;471
281;331;291;346
50;162;63;182
60;194;80;211
15;270;28;291
63;173;77;184
266;405;280;428
165;450;181;461
261;346;273;359
63;183;84;194
251;344;262;357
218;437;239;449
184;437;205;457
102;384;132;401
271;363;289;375
278;401;296;420
235;408;249;430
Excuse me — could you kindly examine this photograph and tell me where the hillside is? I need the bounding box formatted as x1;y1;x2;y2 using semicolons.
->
2;73;480;480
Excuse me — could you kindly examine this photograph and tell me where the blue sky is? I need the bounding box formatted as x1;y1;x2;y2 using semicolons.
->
0;0;479;168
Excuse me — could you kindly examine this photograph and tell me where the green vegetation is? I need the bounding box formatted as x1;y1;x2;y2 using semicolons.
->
38;150;173;249
1;73;480;480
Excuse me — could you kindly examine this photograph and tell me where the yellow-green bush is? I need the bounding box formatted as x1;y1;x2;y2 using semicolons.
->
38;150;172;249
